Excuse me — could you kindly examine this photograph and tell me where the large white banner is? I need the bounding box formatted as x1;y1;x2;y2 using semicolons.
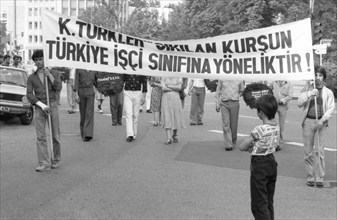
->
42;9;315;81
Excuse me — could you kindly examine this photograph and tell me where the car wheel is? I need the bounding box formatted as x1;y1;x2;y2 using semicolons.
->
20;106;34;125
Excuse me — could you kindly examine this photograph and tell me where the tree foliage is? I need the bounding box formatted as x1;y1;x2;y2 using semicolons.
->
79;0;128;31
0;21;7;53
122;1;161;40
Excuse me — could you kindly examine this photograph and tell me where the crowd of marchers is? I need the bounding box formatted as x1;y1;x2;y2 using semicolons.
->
1;51;335;220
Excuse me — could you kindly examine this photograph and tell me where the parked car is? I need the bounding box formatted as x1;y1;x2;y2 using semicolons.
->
0;66;34;125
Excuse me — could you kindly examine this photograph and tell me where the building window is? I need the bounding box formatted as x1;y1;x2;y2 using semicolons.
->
40;22;42;29
34;22;38;29
70;0;77;16
29;35;32;43
34;8;38;16
29;22;32;29
62;7;68;15
51;7;55;11
40;36;43;42
79;0;85;9
62;0;69;15
29;8;32;16
70;8;76;16
34;35;38;43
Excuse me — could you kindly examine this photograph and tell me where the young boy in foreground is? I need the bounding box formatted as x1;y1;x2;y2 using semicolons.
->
239;94;280;220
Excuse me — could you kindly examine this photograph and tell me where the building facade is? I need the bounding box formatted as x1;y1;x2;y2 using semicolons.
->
1;0;181;61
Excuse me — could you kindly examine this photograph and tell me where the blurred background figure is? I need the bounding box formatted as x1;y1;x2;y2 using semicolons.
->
187;78;206;125
180;78;188;109
269;80;293;150
10;55;25;69
95;89;105;114
1;55;11;66
67;68;77;114
140;76;152;113
149;76;162;126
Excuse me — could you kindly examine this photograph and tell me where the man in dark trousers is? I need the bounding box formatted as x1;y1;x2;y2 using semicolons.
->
26;50;62;171
95;71;124;126
74;69;97;142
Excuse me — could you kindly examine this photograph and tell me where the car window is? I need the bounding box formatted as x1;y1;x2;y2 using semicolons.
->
0;67;28;87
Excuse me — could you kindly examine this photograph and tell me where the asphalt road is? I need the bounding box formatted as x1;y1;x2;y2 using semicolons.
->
0;85;336;219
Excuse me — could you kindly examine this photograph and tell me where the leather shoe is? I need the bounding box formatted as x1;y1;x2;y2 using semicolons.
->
112;122;118;126
117;121;122;125
126;136;134;142
316;182;324;188
190;122;196;125
225;147;233;151
83;137;92;142
35;164;51;172
197;121;203;125
306;181;314;187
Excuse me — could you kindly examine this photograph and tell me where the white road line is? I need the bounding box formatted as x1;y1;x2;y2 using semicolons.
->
239;115;290;123
208;130;337;152
239;115;259;120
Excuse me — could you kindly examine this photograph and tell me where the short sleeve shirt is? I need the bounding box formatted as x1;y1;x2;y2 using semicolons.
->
250;124;280;155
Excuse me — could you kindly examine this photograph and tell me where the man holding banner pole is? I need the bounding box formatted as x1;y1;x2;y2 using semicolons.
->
27;50;62;172
297;65;334;187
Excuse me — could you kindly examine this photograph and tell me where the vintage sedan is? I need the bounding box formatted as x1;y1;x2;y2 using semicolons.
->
0;66;34;125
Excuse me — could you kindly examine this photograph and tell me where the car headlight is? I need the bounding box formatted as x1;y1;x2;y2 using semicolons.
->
22;96;29;104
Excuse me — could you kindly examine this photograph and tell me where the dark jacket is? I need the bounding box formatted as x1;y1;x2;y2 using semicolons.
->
95;72;124;96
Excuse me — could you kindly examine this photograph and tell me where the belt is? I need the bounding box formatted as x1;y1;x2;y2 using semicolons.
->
221;99;239;102
306;115;322;119
252;153;274;158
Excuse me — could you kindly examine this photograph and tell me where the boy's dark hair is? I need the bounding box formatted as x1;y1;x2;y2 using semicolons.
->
4;54;11;60
314;65;327;80
13;55;22;60
255;94;278;120
32;50;43;61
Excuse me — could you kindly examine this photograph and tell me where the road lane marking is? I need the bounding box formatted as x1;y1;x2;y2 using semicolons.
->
208;130;337;152
208;130;249;137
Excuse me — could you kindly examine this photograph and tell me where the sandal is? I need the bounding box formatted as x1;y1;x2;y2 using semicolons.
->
172;135;178;143
164;139;172;145
153;122;159;127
